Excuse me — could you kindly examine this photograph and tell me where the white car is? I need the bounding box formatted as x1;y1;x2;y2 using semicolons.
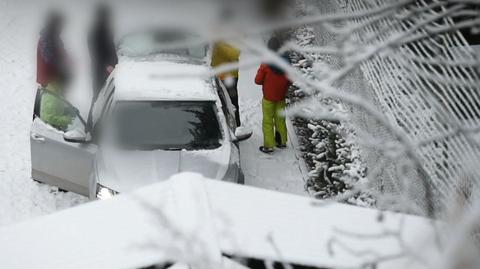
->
30;60;251;200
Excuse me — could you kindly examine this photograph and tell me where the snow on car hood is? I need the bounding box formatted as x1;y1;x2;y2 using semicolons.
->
97;144;231;193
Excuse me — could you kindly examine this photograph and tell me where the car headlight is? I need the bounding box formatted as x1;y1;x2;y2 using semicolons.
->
96;184;119;200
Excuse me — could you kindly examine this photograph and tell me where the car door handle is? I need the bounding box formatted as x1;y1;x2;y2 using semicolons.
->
31;133;45;143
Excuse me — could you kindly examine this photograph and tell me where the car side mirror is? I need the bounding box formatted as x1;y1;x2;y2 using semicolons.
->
232;127;253;143
64;129;91;144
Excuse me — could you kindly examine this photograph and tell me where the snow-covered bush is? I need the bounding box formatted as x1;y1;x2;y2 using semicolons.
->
287;24;374;207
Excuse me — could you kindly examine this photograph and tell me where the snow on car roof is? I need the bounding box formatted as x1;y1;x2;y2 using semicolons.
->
114;61;216;101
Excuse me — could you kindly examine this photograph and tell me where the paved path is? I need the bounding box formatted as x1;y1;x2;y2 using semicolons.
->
238;51;307;196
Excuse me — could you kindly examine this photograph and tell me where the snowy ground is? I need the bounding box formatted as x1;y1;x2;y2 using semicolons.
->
0;2;88;226
0;1;307;227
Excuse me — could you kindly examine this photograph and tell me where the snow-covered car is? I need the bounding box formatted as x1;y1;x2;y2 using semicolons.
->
30;60;252;200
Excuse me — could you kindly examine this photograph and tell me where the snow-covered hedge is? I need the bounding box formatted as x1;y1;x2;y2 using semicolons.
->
286;26;374;207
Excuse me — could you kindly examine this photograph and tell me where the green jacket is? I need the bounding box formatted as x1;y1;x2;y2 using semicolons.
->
40;91;73;131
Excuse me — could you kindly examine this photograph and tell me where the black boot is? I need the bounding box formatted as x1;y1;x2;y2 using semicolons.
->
275;131;286;148
259;146;274;154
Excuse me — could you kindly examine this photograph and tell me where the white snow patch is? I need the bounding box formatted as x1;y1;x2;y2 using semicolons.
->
0;173;439;269
0;3;87;226
114;61;216;101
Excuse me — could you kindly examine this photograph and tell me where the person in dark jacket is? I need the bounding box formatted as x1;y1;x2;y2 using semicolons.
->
88;4;118;101
37;11;69;89
255;37;291;154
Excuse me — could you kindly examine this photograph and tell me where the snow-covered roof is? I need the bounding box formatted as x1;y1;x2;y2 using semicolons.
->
114;61;216;101
0;173;439;269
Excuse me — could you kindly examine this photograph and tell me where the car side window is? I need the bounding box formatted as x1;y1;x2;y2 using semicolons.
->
99;76;115;101
215;79;236;130
91;79;115;125
92;88;115;142
38;89;86;133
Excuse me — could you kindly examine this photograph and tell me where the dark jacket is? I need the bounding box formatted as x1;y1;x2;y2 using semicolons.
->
88;23;118;86
37;30;67;87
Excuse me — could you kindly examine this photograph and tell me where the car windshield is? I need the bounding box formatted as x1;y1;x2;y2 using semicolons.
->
118;29;207;59
114;101;222;150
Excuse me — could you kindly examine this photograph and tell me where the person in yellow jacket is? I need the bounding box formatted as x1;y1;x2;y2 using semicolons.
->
211;41;241;126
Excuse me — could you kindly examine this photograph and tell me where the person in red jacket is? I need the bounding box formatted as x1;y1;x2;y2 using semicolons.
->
255;37;291;154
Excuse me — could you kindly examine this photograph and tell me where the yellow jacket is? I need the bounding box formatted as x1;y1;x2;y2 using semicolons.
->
211;42;240;80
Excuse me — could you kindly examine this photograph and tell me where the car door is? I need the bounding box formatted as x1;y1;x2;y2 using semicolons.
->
31;91;97;196
216;79;242;170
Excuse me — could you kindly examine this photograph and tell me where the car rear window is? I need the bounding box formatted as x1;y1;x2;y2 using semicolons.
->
114;101;222;151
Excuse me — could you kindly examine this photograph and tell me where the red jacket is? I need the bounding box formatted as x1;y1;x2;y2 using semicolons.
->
37;33;66;87
37;42;51;87
255;64;291;102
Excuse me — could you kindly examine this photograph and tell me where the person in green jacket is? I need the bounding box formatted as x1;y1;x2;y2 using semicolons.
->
40;83;73;131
